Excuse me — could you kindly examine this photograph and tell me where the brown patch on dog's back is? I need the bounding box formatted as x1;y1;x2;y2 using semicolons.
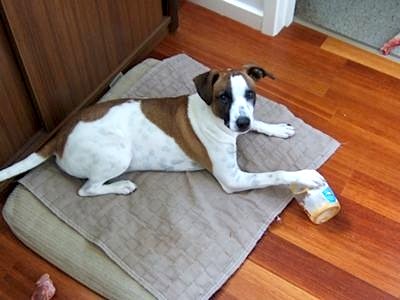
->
40;99;133;157
141;96;213;171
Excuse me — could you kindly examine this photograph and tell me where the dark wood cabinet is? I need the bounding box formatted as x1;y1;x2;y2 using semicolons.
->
2;0;167;130
0;21;41;166
0;0;177;192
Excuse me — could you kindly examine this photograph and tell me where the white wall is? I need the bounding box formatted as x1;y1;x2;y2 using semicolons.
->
236;0;263;11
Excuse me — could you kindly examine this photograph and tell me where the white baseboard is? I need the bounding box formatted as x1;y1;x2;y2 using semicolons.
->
189;0;263;31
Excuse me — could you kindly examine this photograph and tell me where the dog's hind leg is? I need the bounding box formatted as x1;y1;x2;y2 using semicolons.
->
77;155;136;196
251;120;295;139
72;150;136;197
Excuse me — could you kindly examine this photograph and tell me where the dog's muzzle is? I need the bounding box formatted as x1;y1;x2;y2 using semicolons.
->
236;116;250;132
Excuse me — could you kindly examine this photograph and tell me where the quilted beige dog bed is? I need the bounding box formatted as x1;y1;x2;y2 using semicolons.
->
3;55;339;300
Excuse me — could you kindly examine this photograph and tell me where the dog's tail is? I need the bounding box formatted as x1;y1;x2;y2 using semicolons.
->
0;141;55;182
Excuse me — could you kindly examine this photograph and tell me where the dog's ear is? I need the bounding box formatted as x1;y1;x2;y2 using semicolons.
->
243;64;275;81
193;70;219;105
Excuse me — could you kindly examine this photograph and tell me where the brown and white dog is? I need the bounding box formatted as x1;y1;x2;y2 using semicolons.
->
0;65;325;196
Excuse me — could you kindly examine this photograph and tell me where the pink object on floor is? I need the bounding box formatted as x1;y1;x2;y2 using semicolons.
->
380;33;400;55
31;274;56;300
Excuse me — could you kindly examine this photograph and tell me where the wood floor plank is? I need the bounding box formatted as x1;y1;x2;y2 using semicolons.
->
326;63;400;144
328;115;400;190
0;209;102;300
214;260;318;300
269;199;400;297
250;233;396;300
276;22;327;47
342;170;400;222
257;80;338;119
1;274;30;300
321;37;400;79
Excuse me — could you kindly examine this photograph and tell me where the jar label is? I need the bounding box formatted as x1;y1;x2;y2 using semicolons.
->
322;187;337;203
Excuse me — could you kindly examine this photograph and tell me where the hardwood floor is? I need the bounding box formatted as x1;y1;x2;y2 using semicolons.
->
0;201;101;299
1;2;399;299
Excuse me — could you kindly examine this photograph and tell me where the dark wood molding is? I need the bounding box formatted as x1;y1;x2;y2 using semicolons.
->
0;19;42;165
0;2;47;131
163;0;179;32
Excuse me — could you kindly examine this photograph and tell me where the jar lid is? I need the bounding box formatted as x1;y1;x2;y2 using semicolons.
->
308;203;341;224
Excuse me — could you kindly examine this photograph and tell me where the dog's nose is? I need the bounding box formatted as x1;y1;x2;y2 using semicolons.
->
236;117;250;131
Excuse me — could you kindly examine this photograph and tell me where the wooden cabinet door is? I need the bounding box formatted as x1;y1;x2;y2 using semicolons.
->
1;0;164;130
0;22;40;166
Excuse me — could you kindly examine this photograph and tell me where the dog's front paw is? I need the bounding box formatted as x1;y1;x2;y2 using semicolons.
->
293;170;325;189
270;123;295;139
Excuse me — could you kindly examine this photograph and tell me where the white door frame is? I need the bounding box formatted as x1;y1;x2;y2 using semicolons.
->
189;0;296;36
262;0;296;36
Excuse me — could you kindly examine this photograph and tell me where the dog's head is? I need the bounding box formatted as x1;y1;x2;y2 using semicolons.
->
193;64;274;133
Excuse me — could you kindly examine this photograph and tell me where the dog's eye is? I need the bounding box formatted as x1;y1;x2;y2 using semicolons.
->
219;94;229;103
245;90;255;100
